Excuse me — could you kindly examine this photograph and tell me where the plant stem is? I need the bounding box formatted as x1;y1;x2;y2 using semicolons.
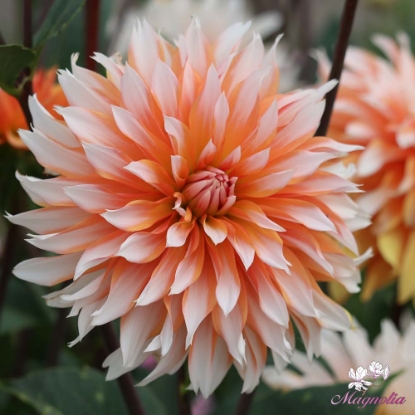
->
19;78;33;127
46;308;68;367
101;323;146;415
315;0;359;136
0;31;6;45
0;225;17;329
19;0;33;126
234;390;256;415
23;0;32;48
177;365;191;415
297;0;314;83
36;0;54;32
85;0;101;71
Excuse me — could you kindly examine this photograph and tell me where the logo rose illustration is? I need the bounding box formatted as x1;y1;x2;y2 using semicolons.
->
348;361;390;393
348;366;373;392
368;361;384;379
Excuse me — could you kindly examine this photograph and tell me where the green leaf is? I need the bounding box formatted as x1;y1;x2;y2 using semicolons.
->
137;388;169;415
34;0;87;48
214;381;388;415
0;307;39;336
0;390;9;412
135;368;179;415
251;383;381;415
345;284;395;342
0;393;37;415
6;278;55;328
0;367;168;415
0;45;36;95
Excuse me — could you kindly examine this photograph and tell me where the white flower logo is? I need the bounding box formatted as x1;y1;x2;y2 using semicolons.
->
348;366;372;391
368;361;384;378
347;361;390;393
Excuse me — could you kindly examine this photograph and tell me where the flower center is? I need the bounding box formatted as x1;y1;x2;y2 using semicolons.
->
174;167;237;218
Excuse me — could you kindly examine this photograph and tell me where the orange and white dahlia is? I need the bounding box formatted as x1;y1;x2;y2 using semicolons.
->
318;34;415;304
9;20;369;397
0;68;67;150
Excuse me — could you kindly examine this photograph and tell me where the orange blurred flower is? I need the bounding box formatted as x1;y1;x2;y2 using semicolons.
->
318;34;415;304
0;68;67;149
9;20;369;396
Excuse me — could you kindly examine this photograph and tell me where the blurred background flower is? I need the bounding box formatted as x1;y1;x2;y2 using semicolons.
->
317;34;415;306
105;0;301;92
0;68;67;150
106;0;283;51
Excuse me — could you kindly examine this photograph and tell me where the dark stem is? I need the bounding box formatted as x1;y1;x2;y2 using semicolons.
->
19;0;33;126
19;79;33;127
46;308;68;367
0;30;6;45
23;0;32;48
85;0;101;71
315;0;359;136
35;0;54;31
297;0;314;83
0;225;17;328
177;365;191;415
234;390;256;415
101;324;146;415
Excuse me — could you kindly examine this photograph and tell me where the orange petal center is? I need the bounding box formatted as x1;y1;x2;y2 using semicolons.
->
177;166;237;217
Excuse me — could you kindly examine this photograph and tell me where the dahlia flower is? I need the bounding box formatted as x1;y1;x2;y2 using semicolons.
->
10;19;369;397
263;315;415;414
317;34;415;304
0;68;67;149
